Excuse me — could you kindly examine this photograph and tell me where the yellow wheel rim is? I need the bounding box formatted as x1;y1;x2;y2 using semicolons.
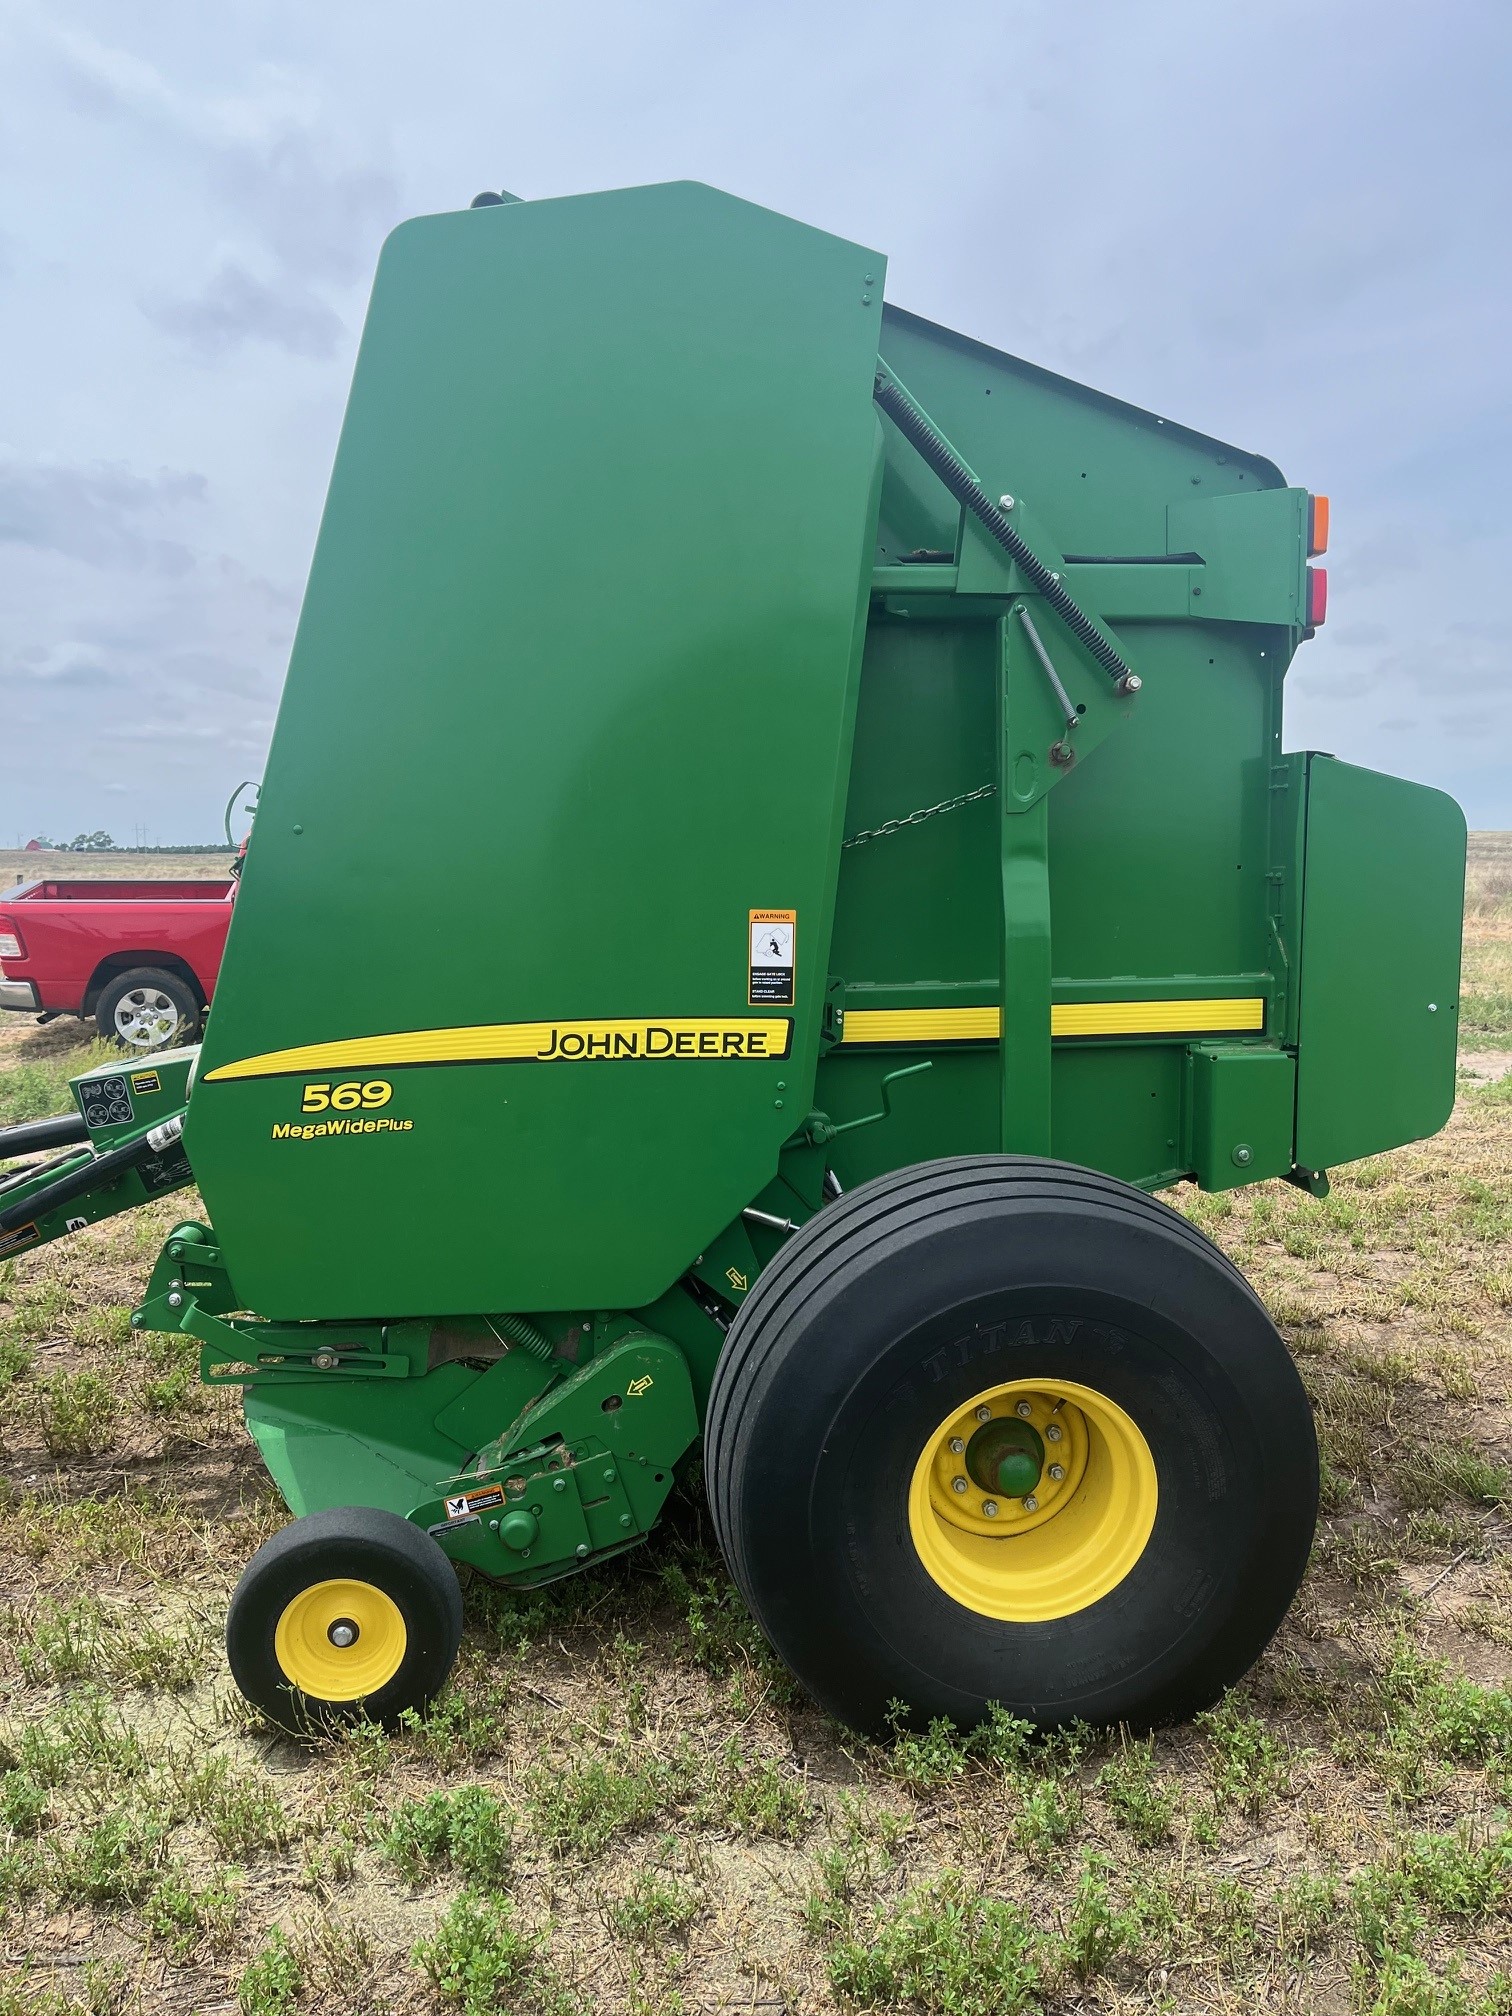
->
907;1377;1158;1621
272;1578;407;1702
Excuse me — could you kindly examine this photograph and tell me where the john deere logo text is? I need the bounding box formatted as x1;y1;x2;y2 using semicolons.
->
536;1021;787;1060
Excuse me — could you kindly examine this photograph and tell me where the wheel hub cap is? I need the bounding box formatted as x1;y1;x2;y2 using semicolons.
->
965;1417;1044;1499
273;1578;406;1701
908;1377;1159;1622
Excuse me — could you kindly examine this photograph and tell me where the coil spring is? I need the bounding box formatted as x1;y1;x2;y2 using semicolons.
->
873;373;1135;688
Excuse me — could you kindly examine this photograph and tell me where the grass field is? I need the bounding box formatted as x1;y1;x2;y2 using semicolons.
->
1;842;1510;2016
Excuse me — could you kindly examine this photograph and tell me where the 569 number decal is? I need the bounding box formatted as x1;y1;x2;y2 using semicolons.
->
301;1079;392;1114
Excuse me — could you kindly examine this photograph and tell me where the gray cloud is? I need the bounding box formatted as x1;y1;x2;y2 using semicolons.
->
147;261;346;360
0;457;205;571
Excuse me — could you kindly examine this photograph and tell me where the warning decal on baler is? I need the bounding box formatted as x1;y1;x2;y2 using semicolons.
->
443;1483;506;1523
749;910;796;1007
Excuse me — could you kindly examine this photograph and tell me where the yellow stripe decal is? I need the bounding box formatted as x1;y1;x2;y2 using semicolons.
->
840;998;1265;1045
204;1017;793;1083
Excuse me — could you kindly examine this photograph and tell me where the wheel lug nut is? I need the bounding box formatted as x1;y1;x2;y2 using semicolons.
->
1048;1463;1065;1481
975;1406;992;1423
948;1436;965;1454
951;1475;969;1494
982;1500;999;1517
1022;1494;1039;1513
1015;1400;1033;1418
1045;1422;1063;1442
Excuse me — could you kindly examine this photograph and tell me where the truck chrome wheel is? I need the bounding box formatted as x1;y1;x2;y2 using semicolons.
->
95;966;200;1052
908;1378;1158;1622
226;1506;461;1733
707;1156;1319;1735
112;984;180;1047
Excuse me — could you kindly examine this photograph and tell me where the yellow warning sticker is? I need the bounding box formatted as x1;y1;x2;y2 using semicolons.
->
749;909;796;1007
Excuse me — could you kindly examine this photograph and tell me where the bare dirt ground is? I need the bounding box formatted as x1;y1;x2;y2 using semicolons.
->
0;841;1509;2016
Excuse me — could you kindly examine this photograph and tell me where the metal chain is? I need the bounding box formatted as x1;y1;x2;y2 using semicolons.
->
841;781;997;851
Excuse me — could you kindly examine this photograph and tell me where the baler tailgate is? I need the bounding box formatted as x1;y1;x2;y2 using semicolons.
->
1295;755;1466;1171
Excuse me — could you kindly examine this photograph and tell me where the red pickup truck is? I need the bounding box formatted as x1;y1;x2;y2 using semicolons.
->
0;877;234;1050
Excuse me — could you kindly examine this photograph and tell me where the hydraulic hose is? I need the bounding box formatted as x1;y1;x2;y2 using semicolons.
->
872;369;1138;690
0;1112;89;1158
0;1115;186;1236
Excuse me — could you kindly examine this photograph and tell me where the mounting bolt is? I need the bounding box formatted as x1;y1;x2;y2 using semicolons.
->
603;1468;615;1482
619;1514;632;1529
1048;1463;1066;1482
1117;673;1143;695
1016;1400;1033;1419
166;1292;183;1310
553;1477;566;1493
1428;1002;1439;1013
1046;1422;1063;1443
311;1349;338;1371
1231;1143;1254;1167
948;1436;965;1454
327;1620;358;1649
131;1315;143;1328
998;493;1015;509
982;1500;999;1517
975;1405;993;1423
1023;1494;1039;1513
951;1476;969;1495
575;1543;589;1558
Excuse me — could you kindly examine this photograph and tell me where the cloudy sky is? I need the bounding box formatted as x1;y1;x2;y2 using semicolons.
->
2;0;1508;842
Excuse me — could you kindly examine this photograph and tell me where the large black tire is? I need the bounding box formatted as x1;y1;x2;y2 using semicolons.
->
705;1156;1318;1735
226;1507;463;1733
95;965;200;1051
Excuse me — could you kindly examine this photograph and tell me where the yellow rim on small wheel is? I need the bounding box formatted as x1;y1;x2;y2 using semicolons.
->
908;1377;1158;1621
273;1577;408;1701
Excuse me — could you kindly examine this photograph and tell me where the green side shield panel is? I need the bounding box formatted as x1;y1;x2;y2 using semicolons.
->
1295;755;1466;1171
189;184;885;1319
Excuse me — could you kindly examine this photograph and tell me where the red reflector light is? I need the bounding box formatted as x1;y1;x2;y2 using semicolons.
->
1308;494;1329;556
1306;565;1328;627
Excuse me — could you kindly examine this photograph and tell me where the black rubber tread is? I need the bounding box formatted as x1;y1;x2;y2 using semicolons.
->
226;1505;463;1734
705;1155;1317;1735
705;1156;1260;1518
94;965;201;1050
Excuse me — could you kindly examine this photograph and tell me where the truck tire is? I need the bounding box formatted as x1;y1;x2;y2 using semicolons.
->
226;1506;463;1733
705;1156;1317;1735
95;966;200;1050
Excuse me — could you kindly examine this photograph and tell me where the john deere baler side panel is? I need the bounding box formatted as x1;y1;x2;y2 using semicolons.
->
1294;756;1465;1171
821;305;1298;1190
188;184;886;1318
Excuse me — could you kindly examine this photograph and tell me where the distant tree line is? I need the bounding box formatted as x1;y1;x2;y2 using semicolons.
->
25;834;231;853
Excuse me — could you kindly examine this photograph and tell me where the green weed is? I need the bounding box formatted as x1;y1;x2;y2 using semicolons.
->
238;1926;302;2016
1096;1736;1179;1845
382;1784;514;1888
414;1890;565;2016
827;1870;1043;2016
144;1861;240;1960
53;1809;168;1903
37;1371;118;1456
1196;1694;1294;1814
606;1866;701;1944
529;1746;693;1857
